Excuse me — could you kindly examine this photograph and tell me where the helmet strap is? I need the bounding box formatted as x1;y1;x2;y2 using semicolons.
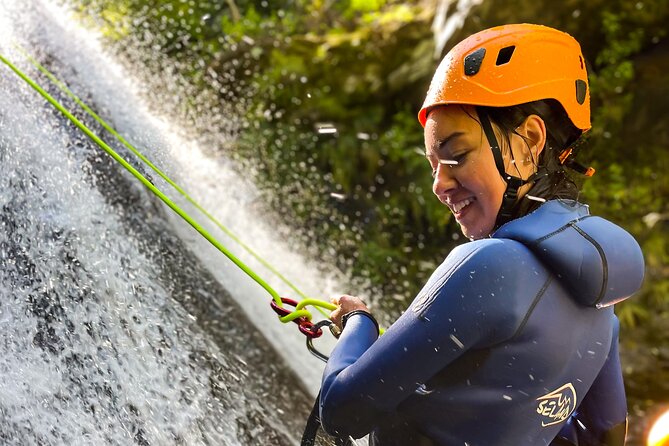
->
476;107;529;228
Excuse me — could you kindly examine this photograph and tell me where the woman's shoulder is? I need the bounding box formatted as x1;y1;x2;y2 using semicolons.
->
444;237;539;275
413;238;551;345
424;237;548;306
494;199;644;307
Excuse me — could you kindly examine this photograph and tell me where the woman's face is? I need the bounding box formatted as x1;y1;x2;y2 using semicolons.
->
424;105;542;240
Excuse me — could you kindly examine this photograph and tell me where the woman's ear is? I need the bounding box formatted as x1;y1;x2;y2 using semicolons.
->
517;114;547;159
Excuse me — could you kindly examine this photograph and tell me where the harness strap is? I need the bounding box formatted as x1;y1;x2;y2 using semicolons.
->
301;392;353;446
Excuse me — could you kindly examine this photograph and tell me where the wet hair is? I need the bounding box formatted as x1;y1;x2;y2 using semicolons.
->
477;99;584;219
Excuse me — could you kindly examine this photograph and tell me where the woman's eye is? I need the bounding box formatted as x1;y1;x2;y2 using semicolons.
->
428;151;466;178
440;159;459;167
448;152;467;165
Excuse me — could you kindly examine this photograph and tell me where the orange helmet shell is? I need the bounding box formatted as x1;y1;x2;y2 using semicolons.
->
418;24;591;131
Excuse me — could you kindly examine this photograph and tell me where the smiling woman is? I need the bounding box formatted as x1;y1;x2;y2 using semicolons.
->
423;99;583;240
424;105;515;240
317;24;645;446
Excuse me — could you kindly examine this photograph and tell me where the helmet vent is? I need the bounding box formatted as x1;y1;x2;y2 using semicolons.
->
464;48;486;76
575;79;587;104
496;46;515;66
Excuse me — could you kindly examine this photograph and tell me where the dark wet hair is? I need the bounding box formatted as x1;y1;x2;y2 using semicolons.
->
478;99;584;219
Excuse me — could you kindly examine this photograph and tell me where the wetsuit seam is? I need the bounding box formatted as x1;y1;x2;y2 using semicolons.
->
568;221;608;306
531;215;591;244
509;275;552;343
482;275;552;350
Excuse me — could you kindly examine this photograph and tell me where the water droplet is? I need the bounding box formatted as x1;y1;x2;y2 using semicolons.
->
449;334;464;349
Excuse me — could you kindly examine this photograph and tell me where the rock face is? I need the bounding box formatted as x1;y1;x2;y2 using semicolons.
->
0;2;314;444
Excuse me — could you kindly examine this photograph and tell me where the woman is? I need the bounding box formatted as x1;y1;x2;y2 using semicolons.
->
319;24;645;446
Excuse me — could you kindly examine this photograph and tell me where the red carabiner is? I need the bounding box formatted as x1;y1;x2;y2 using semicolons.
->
270;297;323;339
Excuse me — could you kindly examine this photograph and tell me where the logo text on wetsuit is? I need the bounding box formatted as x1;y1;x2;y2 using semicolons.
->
536;383;577;427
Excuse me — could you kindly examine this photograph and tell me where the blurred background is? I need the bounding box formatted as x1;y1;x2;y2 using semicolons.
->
6;0;669;444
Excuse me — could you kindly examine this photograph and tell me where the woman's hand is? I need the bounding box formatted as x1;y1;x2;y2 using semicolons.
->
330;294;371;330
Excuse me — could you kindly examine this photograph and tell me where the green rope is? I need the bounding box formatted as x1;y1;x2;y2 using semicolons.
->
1;50;395;339
13;44;325;316
280;299;336;323
0;52;292;308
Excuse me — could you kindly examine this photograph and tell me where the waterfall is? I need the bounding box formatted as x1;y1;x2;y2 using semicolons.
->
0;0;341;444
432;0;484;58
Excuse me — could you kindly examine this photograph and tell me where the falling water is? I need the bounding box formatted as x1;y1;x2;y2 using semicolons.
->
0;0;342;444
432;0;484;57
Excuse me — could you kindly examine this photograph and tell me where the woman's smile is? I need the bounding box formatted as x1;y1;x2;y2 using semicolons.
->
425;105;507;239
451;196;474;216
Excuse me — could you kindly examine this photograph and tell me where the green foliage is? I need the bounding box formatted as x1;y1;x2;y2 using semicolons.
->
208;1;453;307
576;1;669;331
68;0;669;326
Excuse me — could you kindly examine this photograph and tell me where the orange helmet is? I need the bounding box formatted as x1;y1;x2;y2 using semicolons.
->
418;23;590;132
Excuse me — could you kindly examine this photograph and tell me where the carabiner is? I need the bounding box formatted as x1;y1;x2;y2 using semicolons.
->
306;320;336;362
270;297;324;338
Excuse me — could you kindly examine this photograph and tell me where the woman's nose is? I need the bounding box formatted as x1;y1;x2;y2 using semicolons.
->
432;163;458;197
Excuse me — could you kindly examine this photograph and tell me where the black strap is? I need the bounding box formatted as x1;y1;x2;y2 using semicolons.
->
341;310;379;333
301;394;323;446
477;108;507;175
496;175;524;227
301;391;353;446
476;107;528;228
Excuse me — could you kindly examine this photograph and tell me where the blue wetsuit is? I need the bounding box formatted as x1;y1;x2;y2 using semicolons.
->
319;200;644;446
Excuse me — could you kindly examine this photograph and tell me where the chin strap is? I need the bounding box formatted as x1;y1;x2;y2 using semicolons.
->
476;107;532;228
476;108;594;229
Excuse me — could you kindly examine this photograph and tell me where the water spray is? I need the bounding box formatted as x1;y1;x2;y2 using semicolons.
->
0;48;362;362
